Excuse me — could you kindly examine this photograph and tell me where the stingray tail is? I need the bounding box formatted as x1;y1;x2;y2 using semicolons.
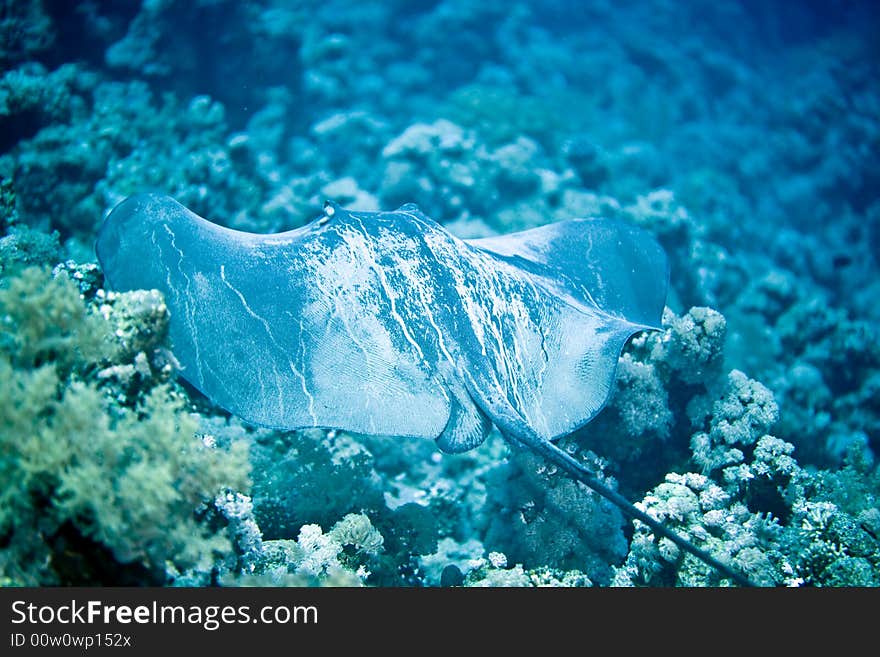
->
522;436;758;587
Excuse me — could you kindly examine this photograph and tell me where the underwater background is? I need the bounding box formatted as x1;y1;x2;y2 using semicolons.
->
1;0;878;587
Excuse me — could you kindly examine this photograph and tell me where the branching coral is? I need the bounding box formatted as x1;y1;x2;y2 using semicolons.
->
780;452;880;586
607;304;878;587
731;272;880;464
612;472;784;587
247;513;383;586
689;370;779;474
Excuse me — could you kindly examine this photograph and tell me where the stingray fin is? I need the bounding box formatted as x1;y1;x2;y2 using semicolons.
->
96;193;451;439
435;393;493;454
469;218;668;328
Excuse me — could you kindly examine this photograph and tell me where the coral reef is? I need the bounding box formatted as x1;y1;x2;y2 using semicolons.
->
605;307;879;587
249;428;386;540
251;512;383;585
0;265;250;585
1;0;878;587
481;444;627;585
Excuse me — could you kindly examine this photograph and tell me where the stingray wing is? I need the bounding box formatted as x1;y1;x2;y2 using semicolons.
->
468;218;668;329
97;194;450;439
457;218;668;441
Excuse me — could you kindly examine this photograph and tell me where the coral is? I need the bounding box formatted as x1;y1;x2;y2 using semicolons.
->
0;0;54;65
443;83;594;149
576;306;737;494
296;3;394;108
608;354;673;441
248;513;383;585
737;269;799;323
624;189;694;248
622;190;750;310
3;78;301;242
208;490;264;575
0;265;250;585
652;306;727;386
277;526;343;579
779;452;880;587
104;0;301;118
0;176;17;227
489;137;543;198
94;91;292;233
379;119;484;220
688;370;779;474
308;110;390;179
464;557;592;587
320;176;379;212
733;435;800;487
0;63;82;132
574;353;672;469
467;563;531;587
613;472;784;587
52;260;103;299
778;298;880;396
249;428;385;540
610;304;878;587
328;512;385;557
90;286;179;402
481;443;627;585
95;288;169;362
730;276;880;465
0;371;250;585
560;135;609;189
378;117;576;231
0;225;61;274
0;266;110;375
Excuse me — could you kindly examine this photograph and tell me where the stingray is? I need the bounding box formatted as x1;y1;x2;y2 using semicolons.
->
96;193;754;586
